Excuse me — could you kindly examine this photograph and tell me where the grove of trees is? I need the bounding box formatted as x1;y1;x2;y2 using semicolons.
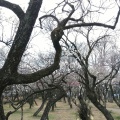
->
0;0;120;120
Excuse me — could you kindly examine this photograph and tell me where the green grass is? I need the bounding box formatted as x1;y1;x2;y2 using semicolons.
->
111;111;120;120
4;100;120;120
4;102;58;120
114;116;120;120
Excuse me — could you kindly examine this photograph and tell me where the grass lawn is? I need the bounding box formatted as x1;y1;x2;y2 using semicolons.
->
3;99;120;120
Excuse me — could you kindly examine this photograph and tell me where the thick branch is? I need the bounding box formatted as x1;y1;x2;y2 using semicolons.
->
39;15;60;28
5;87;56;119
39;2;75;29
2;0;43;74
64;22;117;30
64;7;120;30
0;0;25;20
10;27;63;85
59;2;75;27
12;49;61;84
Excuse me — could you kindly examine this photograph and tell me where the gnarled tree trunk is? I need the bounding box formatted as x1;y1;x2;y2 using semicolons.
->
40;87;66;120
87;89;114;120
0;87;6;120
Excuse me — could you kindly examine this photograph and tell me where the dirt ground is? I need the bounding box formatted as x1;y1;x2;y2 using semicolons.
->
47;101;120;120
4;99;120;120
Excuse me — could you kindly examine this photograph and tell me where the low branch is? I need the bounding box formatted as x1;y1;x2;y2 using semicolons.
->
11;26;63;84
5;87;56;119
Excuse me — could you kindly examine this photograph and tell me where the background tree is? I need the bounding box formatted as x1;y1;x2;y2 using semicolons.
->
62;27;120;120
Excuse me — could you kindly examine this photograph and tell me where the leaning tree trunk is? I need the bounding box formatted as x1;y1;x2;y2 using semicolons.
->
0;92;6;120
78;95;92;120
33;91;49;116
40;87;66;120
40;100;58;120
33;99;46;116
87;89;114;120
40;100;52;120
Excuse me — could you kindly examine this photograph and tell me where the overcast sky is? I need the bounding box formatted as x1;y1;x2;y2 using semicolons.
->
0;0;120;55
0;0;60;54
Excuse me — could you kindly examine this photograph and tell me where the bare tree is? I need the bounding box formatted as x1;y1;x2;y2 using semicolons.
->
62;27;120;120
0;0;120;120
0;1;62;119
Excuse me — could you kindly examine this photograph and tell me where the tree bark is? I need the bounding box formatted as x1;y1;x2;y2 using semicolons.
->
87;89;114;120
40;88;66;120
0;92;6;120
33;100;46;116
0;0;62;118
